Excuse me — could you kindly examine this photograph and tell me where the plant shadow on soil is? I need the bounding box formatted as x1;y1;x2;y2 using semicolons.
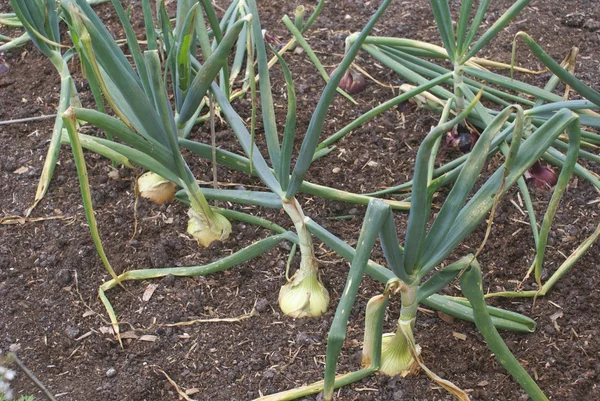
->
1;1;599;400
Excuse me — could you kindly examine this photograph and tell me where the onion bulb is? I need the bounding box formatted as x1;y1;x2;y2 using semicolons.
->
278;268;329;318
186;208;232;247
445;124;479;153
137;172;177;205
330;67;367;95
379;331;420;377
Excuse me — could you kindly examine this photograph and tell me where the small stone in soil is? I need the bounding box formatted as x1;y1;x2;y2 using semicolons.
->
106;367;117;378
150;244;169;268
262;369;276;379
65;326;80;340
295;331;316;345
255;298;270;313
116;180;130;190
55;269;72;286
91;189;106;208
584;19;600;31
269;352;283;363
162;274;175;287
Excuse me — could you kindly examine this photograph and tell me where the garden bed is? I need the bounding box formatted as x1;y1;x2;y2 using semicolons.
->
1;0;599;400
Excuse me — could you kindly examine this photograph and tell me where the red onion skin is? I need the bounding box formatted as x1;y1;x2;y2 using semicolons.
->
330;67;367;95
525;161;558;189
445;124;479;153
263;32;284;50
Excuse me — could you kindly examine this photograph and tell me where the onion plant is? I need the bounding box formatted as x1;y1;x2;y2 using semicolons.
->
62;94;299;341
166;0;405;318
16;5;592;399
260;74;583;399
55;0;300;340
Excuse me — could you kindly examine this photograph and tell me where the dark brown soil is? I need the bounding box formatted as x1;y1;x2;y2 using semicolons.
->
1;1;600;400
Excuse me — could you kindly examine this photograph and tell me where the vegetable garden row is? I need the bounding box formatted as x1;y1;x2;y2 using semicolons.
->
2;0;600;400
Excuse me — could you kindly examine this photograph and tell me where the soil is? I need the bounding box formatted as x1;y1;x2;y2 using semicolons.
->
1;1;600;400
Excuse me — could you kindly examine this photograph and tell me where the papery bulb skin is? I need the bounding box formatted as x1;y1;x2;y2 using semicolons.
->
137;172;177;205
330;67;367;95
278;268;330;318
186;208;232;247
445;126;458;147
445;124;479;153
263;30;284;51
525;160;558;189
379;332;421;377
